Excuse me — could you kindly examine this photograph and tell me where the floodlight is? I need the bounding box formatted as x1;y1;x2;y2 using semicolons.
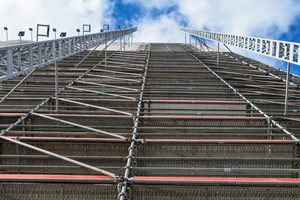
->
76;29;80;32
100;29;104;32
4;27;8;41
18;31;25;37
18;31;25;43
123;24;127;29
115;25;120;30
128;24;132;28
53;28;57;39
29;28;33;41
60;32;67;38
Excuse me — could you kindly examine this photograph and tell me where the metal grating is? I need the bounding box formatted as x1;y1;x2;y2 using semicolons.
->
0;184;117;200
0;42;299;199
131;186;300;200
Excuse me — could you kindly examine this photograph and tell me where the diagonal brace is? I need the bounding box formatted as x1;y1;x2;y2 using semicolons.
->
105;65;143;71
67;86;136;100
0;68;37;103
86;74;141;83
0;135;117;178
54;97;133;116
92;68;143;77
31;112;127;140
76;80;139;92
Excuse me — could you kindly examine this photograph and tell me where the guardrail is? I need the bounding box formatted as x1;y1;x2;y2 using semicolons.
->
180;27;300;66
0;27;137;82
180;27;299;116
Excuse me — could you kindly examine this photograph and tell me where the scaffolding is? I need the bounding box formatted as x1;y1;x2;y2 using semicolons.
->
0;28;299;199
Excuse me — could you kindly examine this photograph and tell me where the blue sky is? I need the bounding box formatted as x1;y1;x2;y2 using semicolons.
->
0;0;300;75
111;0;300;75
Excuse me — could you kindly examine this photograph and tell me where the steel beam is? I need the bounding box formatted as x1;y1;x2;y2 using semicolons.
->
55;61;59;112
54;97;133;116
85;74;141;83
0;174;114;183
67;86;136;100
0;136;117;178
31;112;127;139
92;68;143;77
217;42;219;68
284;62;291;116
119;46;150;200
129;176;300;186
76;80;139;92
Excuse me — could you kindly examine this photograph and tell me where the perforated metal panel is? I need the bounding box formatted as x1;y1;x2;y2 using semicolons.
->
130;186;300;200
0;184;118;200
137;144;295;158
141;119;266;127
2;142;129;156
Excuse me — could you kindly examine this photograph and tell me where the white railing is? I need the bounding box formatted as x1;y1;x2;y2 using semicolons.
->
180;27;300;66
0;27;137;82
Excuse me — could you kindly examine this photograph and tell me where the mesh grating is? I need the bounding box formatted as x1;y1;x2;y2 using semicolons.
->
2;143;128;156
141;119;266;127
137;144;295;158
0;184;117;200
131;186;300;200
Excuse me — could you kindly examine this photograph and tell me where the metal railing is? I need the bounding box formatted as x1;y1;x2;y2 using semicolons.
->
181;27;300;116
0;27;137;82
180;27;300;66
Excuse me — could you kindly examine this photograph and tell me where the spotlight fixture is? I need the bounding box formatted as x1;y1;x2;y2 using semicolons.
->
18;31;25;43
4;27;8;41
53;28;57;39
18;31;25;37
29;28;33;41
60;32;67;38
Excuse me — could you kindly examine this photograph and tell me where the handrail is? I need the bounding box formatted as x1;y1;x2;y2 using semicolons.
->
0;27;137;82
180;27;300;66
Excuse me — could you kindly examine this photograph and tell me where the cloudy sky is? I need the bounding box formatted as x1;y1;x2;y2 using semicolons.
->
1;0;300;74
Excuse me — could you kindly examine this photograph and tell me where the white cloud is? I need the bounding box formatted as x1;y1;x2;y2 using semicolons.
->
122;0;177;9
125;0;300;73
2;0;299;44
132;13;184;43
1;0;299;74
0;0;112;41
120;0;300;45
177;0;300;39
